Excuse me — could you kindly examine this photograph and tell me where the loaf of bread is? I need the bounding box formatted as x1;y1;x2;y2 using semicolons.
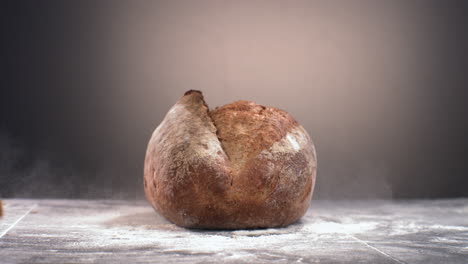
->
144;90;317;229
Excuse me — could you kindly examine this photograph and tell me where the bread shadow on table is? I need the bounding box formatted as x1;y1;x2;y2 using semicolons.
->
188;220;306;237
102;210;307;235
102;211;180;231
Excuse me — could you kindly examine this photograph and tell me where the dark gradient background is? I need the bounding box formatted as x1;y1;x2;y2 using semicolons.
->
1;0;467;199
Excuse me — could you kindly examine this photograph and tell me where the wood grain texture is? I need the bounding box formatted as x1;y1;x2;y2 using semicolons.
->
0;199;467;264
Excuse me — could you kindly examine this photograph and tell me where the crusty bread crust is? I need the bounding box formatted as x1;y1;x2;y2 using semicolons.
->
144;90;316;229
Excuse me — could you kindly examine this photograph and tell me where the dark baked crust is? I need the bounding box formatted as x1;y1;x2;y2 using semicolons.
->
209;101;298;170
144;91;317;229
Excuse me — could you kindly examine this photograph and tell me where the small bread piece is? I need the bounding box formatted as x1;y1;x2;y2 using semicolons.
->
0;200;3;217
144;90;317;229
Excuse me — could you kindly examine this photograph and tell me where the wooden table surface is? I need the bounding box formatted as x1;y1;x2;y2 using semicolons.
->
0;199;467;263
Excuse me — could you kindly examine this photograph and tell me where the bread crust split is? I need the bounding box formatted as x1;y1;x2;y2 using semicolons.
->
144;90;317;229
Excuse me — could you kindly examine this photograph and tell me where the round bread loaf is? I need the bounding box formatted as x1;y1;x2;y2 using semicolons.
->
144;90;317;229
